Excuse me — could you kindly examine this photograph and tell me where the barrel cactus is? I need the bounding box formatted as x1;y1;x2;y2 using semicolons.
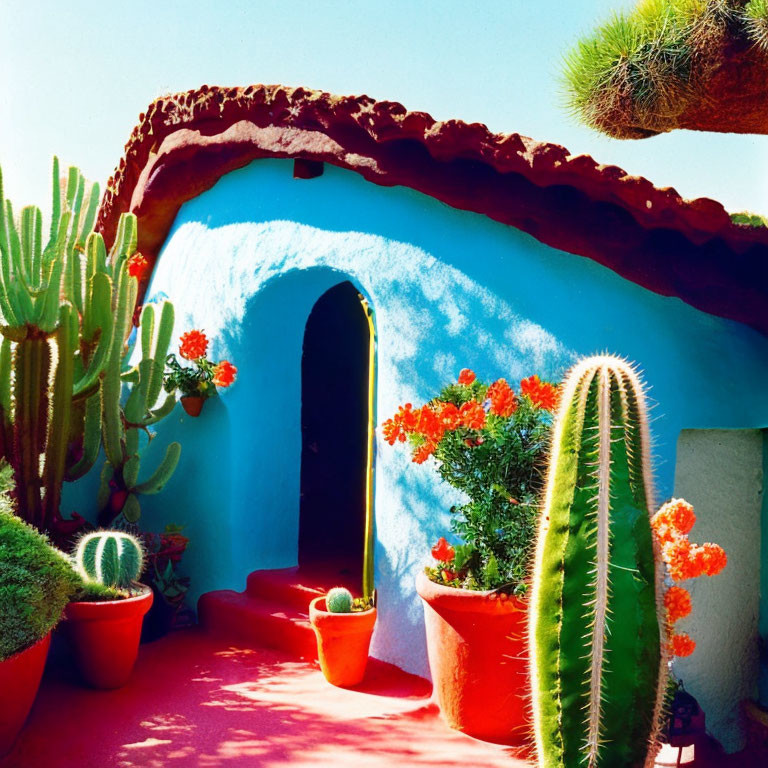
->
529;355;668;768
326;587;354;613
73;531;144;591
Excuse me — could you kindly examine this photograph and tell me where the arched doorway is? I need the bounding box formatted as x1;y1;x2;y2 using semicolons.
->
298;281;374;593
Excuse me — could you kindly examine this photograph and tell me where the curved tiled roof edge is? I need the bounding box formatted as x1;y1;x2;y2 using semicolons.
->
97;83;768;335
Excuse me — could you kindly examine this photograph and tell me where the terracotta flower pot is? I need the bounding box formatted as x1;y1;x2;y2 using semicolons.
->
180;395;205;417
416;570;529;745
65;587;153;689
309;597;376;687
0;633;51;755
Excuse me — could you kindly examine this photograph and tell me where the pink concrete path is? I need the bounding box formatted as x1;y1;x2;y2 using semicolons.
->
1;629;532;768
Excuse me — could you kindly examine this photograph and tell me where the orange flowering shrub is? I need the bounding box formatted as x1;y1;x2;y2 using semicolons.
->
651;498;727;657
383;368;559;591
212;361;238;388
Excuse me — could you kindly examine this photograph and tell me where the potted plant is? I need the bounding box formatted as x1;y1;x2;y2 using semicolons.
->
140;524;192;642
0;465;80;755
65;530;153;689
163;329;237;416
382;369;558;744
309;587;377;687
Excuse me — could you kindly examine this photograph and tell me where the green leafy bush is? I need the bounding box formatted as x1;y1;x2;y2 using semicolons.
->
0;464;81;660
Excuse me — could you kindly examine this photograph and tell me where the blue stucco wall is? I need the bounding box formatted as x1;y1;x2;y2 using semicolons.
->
69;158;768;681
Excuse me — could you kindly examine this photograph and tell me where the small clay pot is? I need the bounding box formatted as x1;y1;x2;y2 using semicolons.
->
65;587;153;689
0;633;51;755
309;597;376;687
180;396;205;417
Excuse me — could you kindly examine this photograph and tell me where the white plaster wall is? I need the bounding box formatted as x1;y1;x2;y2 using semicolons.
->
673;429;764;753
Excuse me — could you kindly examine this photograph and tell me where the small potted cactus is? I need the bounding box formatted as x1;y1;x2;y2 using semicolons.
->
65;531;153;689
309;587;376;687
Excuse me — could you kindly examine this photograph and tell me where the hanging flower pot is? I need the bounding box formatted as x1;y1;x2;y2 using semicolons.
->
309;595;376;687
416;571;529;745
180;395;205;417
0;634;51;755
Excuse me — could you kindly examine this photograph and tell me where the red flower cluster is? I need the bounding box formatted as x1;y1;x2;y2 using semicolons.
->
431;537;455;562
212;360;237;388
520;374;559;411
383;368;558;463
179;330;209;360
486;379;516;417
127;252;151;281
651;498;727;657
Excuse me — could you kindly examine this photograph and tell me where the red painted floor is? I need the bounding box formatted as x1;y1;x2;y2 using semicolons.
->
1;629;531;768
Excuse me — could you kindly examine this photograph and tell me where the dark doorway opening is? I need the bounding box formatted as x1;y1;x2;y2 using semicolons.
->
299;281;370;584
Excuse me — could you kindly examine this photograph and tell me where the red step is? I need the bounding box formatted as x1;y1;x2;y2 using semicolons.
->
198;590;318;659
198;564;361;660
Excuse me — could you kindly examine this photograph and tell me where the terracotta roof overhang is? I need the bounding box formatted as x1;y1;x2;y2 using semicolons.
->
97;84;768;336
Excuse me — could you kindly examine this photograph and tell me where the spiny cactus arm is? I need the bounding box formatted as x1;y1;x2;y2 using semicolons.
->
41;304;76;526
0;339;11;459
146;302;175;407
132;441;181;495
108;213;138;275
147;392;177;423
4;200;30;295
47;156;61;249
122;493;141;523
66;393;102;481
97;461;113;510
73;274;114;399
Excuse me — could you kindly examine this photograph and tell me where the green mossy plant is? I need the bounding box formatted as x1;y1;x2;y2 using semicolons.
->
564;0;764;137
0;463;80;660
529;356;668;768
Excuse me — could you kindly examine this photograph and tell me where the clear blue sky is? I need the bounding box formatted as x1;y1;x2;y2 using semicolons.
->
1;0;766;215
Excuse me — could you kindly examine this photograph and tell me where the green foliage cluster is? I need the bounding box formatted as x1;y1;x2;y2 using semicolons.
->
429;382;553;594
731;210;768;227
0;463;80;660
564;0;768;137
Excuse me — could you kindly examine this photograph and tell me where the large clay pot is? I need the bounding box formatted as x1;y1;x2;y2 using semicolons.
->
416;570;529;745
0;633;51;755
65;587;153;689
309;597;376;687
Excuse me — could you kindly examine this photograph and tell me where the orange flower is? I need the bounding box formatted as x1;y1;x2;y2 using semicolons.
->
412;441;436;464
212;360;237;387
520;374;559;411
669;633;696;657
458;368;476;386
126;252;151;280
652;499;696;537
437;401;461;430
459;400;486;430
179;330;209;360
382;403;418;445
416;405;446;443
700;543;727;576
662;537;701;581
486;379;517;417
664;586;692;623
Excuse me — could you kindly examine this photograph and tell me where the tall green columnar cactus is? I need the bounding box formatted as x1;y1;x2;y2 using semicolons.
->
0;159;138;531
529;355;668;768
97;300;181;526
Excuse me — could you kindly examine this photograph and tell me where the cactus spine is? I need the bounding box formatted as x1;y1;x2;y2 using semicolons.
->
74;530;144;590
529;355;668;768
326;587;354;613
